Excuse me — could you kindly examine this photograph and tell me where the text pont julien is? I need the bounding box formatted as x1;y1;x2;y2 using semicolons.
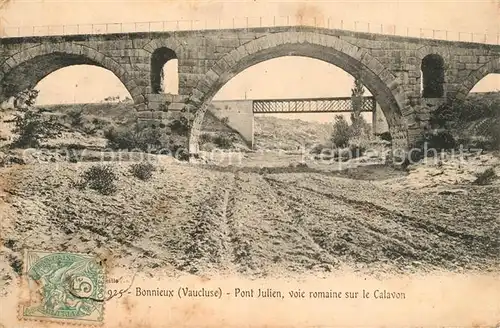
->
135;287;406;299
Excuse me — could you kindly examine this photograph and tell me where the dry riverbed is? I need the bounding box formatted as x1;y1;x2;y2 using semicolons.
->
0;151;498;296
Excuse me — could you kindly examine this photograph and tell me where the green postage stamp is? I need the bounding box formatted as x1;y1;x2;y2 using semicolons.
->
21;250;106;325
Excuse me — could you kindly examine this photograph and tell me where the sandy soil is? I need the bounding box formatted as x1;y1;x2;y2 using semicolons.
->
0;152;498;296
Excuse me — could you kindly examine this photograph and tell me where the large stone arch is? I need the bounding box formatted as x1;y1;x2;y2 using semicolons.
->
0;43;141;103
453;57;500;100
187;31;411;154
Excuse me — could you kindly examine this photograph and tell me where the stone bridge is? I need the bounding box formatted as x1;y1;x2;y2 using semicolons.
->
0;26;499;153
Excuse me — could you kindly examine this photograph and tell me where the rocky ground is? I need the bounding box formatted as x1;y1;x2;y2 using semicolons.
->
0;150;498;297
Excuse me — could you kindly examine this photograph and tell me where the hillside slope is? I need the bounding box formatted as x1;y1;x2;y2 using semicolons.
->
449;92;500;148
254;116;334;150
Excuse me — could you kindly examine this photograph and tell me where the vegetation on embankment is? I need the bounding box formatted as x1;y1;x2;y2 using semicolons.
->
417;91;500;152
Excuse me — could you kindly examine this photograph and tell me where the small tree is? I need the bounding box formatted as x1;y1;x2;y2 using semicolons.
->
14;89;39;109
331;115;350;148
10;89;59;148
350;78;366;138
68;109;84;127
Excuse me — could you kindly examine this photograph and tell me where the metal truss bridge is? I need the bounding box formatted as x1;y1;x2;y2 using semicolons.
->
252;96;376;114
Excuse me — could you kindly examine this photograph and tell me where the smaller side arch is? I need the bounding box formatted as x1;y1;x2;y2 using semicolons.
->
150;47;178;94
0;43;142;103
453;57;500;100
143;38;184;95
416;46;452;98
421;54;445;98
142;37;184;55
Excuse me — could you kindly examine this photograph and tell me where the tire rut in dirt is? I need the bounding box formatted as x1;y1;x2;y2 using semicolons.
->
170;174;233;275
306;175;495;238
263;176;432;269
223;173;261;274
260;177;348;271
225;172;329;275
264;174;499;271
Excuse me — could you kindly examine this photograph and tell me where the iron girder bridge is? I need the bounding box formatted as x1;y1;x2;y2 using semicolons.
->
252;96;376;113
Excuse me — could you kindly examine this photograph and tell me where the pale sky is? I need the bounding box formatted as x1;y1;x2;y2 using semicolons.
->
1;0;499;122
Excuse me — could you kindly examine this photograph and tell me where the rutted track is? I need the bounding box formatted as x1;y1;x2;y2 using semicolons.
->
263;173;499;271
1;163;498;279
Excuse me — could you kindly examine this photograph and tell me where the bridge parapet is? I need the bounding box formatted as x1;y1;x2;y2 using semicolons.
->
1;16;498;45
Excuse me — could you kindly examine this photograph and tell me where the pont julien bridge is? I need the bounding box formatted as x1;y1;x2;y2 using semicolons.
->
0;18;499;154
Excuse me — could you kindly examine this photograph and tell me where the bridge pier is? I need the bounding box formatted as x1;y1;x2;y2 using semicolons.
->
135;93;188;126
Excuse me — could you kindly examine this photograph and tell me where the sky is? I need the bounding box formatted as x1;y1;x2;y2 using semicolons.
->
0;0;499;122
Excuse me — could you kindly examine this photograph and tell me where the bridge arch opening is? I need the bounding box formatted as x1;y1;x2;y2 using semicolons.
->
34;65;133;105
421;54;445;98
453;58;500;100
202;56;389;151
188;34;407;154
461;73;500;149
151;47;178;94
469;73;500;94
0;50;138;104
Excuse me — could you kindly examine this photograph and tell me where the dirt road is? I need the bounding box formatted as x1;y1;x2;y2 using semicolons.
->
1;158;498;286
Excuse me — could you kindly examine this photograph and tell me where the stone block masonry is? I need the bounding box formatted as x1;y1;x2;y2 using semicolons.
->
0;27;498;155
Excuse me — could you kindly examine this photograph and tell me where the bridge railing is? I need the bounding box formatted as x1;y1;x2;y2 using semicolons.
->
0;16;499;45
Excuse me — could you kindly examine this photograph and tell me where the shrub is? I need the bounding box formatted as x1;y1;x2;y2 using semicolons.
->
199;133;213;145
77;165;118;195
82;122;99;135
7;89;59;148
416;129;457;154
454;93;500;123
310;143;332;155
105;124;165;151
430;96;500;151
429;102;456;129
68;152;79;163
198;133;234;149
473;168;498;186
89;117;110;131
200;142;217;152
104;122;189;159
378;131;392;142
11;109;59;148
213;135;233;149
348;143;366;159
104;126;135;150
331;115;350;148
486;119;500;150
13;89;39;109
68;109;84;127
171;144;190;161
168;117;190;136
129;162;156;181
